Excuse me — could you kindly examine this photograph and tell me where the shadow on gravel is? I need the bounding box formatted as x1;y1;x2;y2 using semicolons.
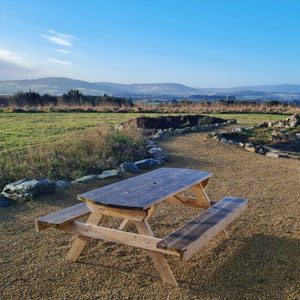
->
183;234;300;299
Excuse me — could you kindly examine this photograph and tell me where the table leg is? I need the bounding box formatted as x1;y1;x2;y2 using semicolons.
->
134;220;178;287
65;212;103;261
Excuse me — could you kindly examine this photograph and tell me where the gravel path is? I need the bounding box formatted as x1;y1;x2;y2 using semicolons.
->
1;132;299;300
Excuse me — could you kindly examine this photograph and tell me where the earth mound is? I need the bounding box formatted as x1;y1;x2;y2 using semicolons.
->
121;115;226;130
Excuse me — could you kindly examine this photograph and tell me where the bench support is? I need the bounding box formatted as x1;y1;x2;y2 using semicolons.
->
134;220;178;287
65;212;103;261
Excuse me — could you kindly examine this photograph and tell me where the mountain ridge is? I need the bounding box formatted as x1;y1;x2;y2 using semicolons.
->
1;77;300;100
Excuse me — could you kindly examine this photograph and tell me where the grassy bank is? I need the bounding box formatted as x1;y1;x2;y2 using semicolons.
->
0;126;147;190
0;112;290;190
0;112;289;153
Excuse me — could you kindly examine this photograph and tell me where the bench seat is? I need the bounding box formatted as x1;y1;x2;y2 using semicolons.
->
36;202;90;232
157;197;247;261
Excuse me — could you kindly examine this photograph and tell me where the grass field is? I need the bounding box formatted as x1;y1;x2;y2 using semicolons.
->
0;112;289;152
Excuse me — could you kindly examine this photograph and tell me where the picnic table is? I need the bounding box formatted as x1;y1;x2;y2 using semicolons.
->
36;167;247;286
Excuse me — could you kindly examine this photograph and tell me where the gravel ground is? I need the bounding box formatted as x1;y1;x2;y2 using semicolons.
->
1;132;300;300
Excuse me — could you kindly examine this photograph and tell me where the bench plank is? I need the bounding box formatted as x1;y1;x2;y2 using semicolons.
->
157;197;247;261
35;203;90;232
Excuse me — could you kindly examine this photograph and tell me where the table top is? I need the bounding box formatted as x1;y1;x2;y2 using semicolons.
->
78;167;212;210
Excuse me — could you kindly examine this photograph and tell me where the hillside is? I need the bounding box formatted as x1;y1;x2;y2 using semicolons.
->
1;77;300;101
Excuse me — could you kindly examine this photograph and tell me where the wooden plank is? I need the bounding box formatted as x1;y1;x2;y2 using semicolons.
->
134;220;178;286
58;221;180;257
78;168;212;210
192;183;211;209
165;195;216;208
65;212;103;261
157;197;248;261
35;203;90;232
86;201;148;221
118;218;130;230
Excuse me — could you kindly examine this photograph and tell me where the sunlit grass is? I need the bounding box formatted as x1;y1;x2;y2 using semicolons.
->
0;112;289;152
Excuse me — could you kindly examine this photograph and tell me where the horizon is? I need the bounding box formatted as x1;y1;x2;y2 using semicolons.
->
1;76;300;90
1;1;300;87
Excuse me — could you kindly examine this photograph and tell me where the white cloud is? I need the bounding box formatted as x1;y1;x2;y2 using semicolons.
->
0;49;30;67
55;49;71;54
48;58;72;66
40;30;76;47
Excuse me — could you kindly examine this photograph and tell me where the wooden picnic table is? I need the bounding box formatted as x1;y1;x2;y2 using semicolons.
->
36;167;247;286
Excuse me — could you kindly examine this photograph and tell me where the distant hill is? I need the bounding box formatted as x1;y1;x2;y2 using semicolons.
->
0;77;199;96
0;77;300;101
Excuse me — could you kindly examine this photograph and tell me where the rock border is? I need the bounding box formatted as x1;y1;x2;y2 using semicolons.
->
208;114;300;160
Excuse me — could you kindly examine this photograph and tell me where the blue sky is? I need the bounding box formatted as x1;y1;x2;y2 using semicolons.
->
0;0;299;87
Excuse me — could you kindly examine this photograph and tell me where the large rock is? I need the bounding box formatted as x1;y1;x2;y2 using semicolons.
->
174;128;185;135
98;169;122;179
119;162;140;174
72;175;99;184
233;127;246;132
265;152;288;159
2;179;55;200
148;147;166;160
135;159;162;169
55;180;71;190
152;129;164;140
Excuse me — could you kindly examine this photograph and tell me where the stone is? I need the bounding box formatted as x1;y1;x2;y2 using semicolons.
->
2;179;55;200
72;175;99;184
135;158;162;169
148;147;165;160
238;142;245;147
265;152;288;158
98;169;122;179
0;195;13;207
274;121;284;128
245;146;256;153
156;129;164;137
233;127;245;132
145;140;157;147
290;120;299;128
229;140;235;144
220;138;228;143
227;119;237;124
115;123;123;130
55;180;71;190
119;162;140;174
191;126;198;132
174;128;185;134
258;148;265;155
183;126;191;133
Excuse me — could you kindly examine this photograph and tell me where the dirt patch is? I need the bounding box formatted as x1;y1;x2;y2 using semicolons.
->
1;132;300;299
121;114;226;130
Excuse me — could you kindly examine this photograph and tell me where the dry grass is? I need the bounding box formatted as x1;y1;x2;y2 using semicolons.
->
2;101;300;115
1;130;299;299
0;125;146;189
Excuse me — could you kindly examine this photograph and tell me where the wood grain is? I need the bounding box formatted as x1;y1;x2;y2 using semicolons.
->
78;167;212;210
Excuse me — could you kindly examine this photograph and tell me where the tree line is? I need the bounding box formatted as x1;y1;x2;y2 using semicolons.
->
0;90;133;107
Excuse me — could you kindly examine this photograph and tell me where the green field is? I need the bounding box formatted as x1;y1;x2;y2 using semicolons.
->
0;112;289;152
